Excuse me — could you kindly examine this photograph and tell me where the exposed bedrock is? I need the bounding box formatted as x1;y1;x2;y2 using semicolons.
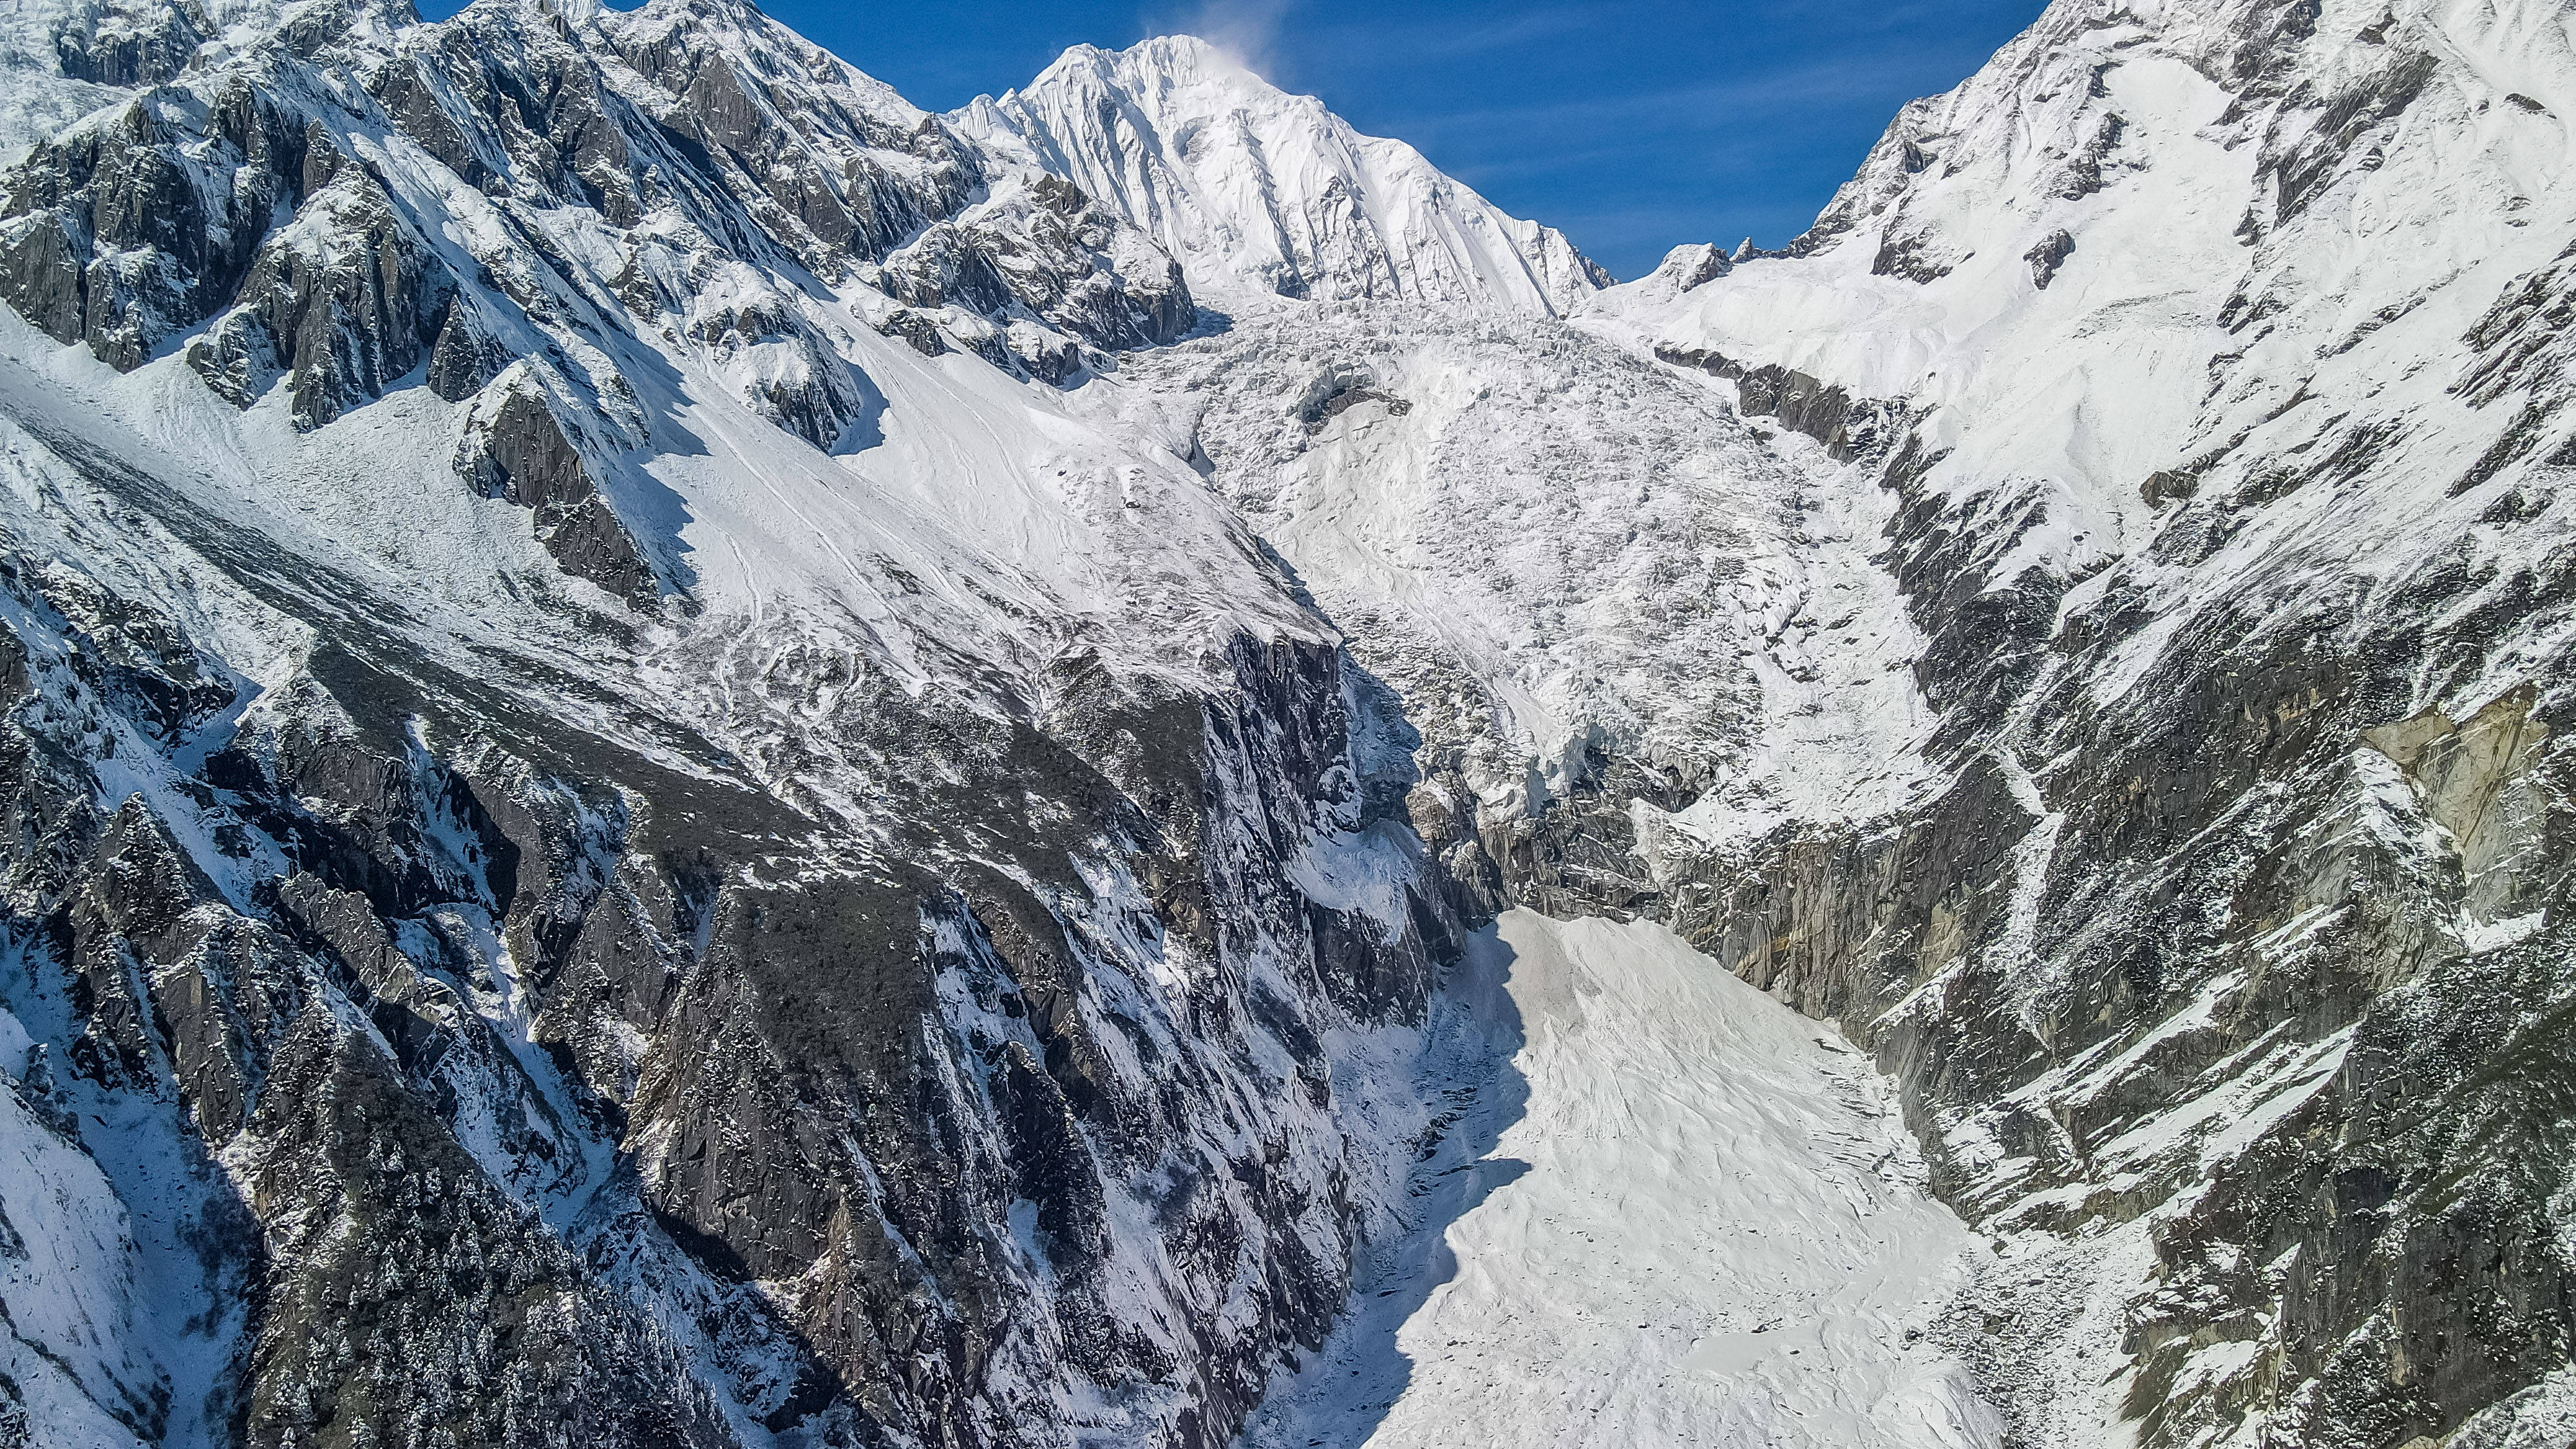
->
0;0;1204;620
452;377;659;607
2;0;2568;1444
0;508;1454;1446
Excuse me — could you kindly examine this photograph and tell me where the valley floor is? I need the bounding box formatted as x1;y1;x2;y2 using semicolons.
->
1240;911;2001;1448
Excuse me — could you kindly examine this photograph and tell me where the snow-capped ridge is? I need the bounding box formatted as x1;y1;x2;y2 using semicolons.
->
7;0;2575;1444
954;33;1609;315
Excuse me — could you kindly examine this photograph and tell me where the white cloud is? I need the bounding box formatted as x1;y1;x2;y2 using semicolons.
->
1151;0;1296;81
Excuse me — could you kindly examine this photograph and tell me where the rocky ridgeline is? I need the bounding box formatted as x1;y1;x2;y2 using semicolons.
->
0;522;1455;1446
1098;0;2576;1440
0;0;1193;600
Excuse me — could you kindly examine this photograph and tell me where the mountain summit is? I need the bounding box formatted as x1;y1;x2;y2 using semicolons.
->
954;35;1611;314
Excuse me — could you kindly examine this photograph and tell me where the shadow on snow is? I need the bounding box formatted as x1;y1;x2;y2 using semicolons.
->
1242;925;1535;1448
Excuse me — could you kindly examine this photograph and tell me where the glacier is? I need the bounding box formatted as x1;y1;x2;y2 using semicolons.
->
0;0;2570;1446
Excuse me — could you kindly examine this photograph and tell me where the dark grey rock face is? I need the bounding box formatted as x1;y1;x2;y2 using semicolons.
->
187;144;455;429
1653;344;1911;462
594;0;976;270
583;0;1195;357
1614;67;2576;1435
0;82;307;370
878;176;1197;354
0;438;1452;1447
1660;484;2576;1446
50;0;207;89
0;565;722;1448
0;0;1203;613
454;380;658;605
2024;228;2074;289
229;1009;735;1449
1871;227;1963;283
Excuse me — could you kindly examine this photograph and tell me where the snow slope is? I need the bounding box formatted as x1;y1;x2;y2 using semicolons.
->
1598;0;2576;599
1241;910;1998;1449
955;37;1609;315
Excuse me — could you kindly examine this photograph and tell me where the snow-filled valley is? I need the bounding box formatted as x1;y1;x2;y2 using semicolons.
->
1242;911;1997;1449
1;0;2573;1444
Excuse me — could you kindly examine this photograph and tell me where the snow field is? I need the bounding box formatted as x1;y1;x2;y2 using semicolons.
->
1242;910;2000;1449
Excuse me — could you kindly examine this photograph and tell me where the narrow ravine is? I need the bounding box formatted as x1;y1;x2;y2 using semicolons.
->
1242;910;2002;1448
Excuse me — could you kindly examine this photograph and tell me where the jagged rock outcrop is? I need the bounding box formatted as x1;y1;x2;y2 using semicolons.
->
2;75;308;370
189;139;459;428
0;332;1457;1448
877;172;1195;353
0;0;1209;614
5;0;2571;1444
454;374;659;605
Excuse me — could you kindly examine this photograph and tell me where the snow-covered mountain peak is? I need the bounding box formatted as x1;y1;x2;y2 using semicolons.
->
1604;0;2574;556
9;0;2576;1444
1034;32;1242;89
0;0;406;160
589;0;916;113
954;33;1610;314
1573;1;2576;1441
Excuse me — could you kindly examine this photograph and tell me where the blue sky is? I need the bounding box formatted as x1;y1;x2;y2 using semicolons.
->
421;0;2048;279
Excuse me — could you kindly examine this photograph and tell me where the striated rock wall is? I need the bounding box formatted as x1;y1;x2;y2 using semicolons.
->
0;471;1458;1446
0;5;1470;1446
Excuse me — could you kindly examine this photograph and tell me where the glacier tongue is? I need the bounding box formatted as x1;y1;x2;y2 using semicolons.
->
1242;910;1997;1449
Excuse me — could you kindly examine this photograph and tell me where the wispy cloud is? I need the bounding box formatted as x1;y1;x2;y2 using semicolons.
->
1361;3;1654;63
1146;0;1298;80
1398;49;1955;137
